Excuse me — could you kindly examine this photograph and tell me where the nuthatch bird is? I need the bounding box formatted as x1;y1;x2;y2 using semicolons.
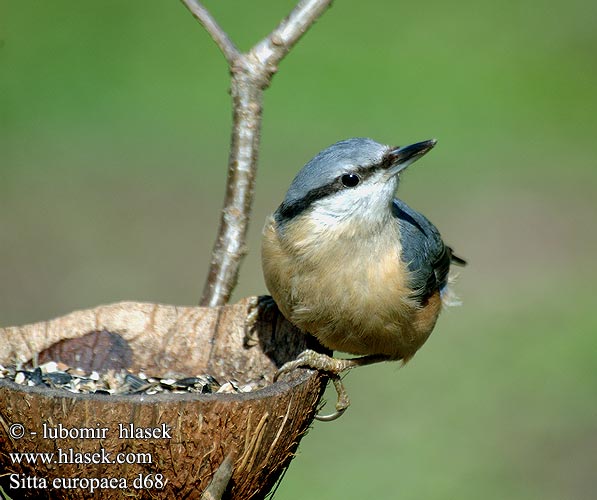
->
262;138;465;420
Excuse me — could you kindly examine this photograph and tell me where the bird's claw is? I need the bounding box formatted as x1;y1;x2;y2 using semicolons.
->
314;375;350;421
245;295;278;347
275;349;388;421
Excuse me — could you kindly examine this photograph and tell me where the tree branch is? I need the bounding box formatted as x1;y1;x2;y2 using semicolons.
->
183;0;333;307
181;0;240;64
253;0;334;71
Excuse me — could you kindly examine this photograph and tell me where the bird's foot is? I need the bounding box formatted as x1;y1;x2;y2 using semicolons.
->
244;295;278;348
274;349;389;421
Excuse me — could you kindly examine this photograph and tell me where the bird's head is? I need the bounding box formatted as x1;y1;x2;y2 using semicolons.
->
276;137;436;227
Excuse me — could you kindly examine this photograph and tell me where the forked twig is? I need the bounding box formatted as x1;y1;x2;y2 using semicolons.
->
180;0;239;64
181;0;333;306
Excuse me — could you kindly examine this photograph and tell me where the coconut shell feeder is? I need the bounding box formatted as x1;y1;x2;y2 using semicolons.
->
0;1;336;498
0;298;328;499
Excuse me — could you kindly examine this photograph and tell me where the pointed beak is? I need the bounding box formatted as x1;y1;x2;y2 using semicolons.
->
385;139;437;176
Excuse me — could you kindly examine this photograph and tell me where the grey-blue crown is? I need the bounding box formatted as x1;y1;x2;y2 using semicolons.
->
283;138;389;206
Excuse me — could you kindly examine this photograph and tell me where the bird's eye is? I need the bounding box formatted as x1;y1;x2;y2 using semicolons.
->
341;173;360;188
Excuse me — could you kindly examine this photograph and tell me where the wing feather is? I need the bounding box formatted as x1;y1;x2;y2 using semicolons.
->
392;199;465;304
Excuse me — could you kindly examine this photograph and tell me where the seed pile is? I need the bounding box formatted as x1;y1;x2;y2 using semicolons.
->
0;361;263;396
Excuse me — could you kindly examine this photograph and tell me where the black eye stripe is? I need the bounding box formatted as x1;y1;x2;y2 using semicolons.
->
277;182;339;221
276;161;386;222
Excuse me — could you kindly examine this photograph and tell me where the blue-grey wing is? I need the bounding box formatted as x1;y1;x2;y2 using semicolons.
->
392;199;464;304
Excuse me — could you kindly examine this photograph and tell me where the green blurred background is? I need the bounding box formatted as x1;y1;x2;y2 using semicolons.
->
1;0;596;498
